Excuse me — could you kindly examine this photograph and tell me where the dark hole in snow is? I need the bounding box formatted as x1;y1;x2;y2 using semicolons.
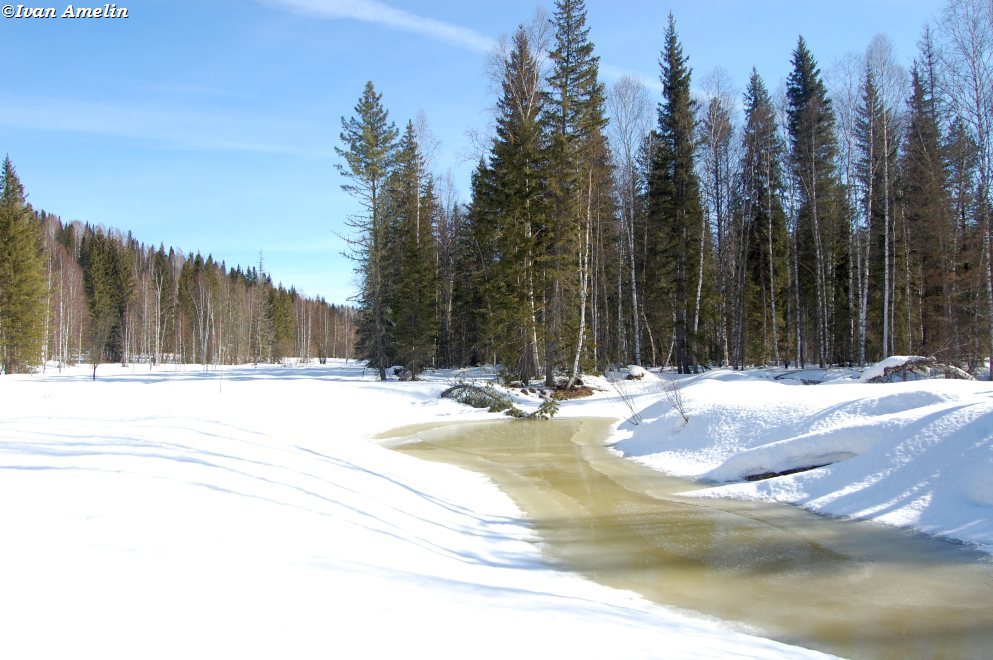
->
744;463;833;482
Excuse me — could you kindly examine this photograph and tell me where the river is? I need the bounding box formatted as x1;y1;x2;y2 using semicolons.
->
381;417;993;659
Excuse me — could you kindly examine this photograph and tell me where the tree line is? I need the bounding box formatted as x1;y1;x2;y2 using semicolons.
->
338;0;993;382
0;156;356;375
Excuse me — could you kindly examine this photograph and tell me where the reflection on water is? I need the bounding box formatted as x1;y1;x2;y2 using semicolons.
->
383;418;993;659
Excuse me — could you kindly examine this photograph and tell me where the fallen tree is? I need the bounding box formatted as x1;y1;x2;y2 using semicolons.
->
862;356;975;383
441;384;559;419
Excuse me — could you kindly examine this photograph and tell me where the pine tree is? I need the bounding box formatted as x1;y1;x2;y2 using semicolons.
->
649;14;705;373
336;81;398;380
0;156;47;374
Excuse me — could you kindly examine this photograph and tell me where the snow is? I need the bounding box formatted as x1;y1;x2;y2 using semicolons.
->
7;356;992;657
604;367;993;552
857;354;925;382
0;361;824;660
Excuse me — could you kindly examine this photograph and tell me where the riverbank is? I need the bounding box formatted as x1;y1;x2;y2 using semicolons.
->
565;367;993;554
394;416;993;659
0;361;825;659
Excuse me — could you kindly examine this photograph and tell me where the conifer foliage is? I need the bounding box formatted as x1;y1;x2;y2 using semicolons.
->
337;81;398;381
0;156;46;374
337;82;443;380
648;14;706;374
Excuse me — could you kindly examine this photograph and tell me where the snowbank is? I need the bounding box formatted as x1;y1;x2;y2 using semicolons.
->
605;368;993;551
0;362;822;659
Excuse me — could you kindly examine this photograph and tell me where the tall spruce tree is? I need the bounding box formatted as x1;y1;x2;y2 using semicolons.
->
787;36;849;366
336;81;398;380
454;159;495;368
542;0;611;385
649;14;705;373
475;26;547;383
385;121;440;377
0;156;47;374
737;70;789;367
901;62;954;359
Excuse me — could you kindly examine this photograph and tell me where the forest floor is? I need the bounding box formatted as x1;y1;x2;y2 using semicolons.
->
3;358;991;658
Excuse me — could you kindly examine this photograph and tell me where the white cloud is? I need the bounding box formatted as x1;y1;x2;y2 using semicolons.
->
259;0;496;53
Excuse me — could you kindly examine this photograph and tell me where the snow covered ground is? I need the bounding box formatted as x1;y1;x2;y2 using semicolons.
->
0;361;828;659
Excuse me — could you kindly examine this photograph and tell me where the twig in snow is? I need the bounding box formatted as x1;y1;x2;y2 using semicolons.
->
661;372;689;424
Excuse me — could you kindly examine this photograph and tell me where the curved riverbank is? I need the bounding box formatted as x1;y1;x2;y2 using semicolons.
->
392;417;993;659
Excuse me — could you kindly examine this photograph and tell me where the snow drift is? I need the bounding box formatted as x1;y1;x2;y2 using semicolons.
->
608;369;993;551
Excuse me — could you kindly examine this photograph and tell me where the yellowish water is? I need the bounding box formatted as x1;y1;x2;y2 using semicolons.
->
383;418;993;659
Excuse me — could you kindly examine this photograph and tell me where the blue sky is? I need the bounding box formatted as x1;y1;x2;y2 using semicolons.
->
1;0;945;304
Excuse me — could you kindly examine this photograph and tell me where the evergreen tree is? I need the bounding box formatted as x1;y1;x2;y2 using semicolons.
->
736;70;789;366
0;156;47;374
80;229;128;378
269;285;296;359
649;14;706;373
451;161;491;368
385;122;440;377
476;26;548;383
550;0;615;382
336;81;398;380
542;0;611;385
901;63;953;360
786;36;849;366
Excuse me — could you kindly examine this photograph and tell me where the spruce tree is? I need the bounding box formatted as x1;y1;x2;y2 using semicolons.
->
385;121;440;377
737;70;788;366
80;229;127;378
786;36;849;367
649;14;705;373
476;26;547;384
543;0;612;385
0;156;47;374
336;81;398;380
901;63;952;360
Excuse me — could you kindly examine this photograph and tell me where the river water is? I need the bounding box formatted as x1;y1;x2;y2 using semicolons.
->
381;417;993;659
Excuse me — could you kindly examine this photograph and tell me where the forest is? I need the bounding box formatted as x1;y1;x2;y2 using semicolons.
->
2;0;991;383
338;0;993;384
0;155;356;375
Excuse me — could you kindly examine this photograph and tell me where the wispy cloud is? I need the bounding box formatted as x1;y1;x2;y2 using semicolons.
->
0;95;329;157
259;0;496;53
